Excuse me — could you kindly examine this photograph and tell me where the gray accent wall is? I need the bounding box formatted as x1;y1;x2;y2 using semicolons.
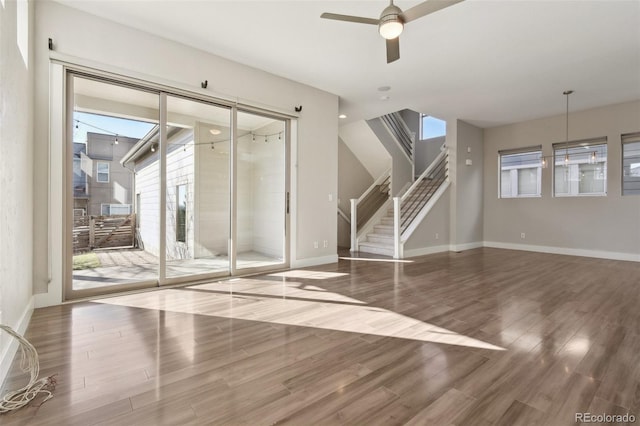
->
404;188;451;251
415;136;446;176
483;100;640;256
454;120;484;247
338;138;374;248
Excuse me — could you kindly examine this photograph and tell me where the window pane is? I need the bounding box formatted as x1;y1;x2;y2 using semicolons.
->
579;163;606;193
554;143;607;196
421;115;446;139
554;166;569;195
623;140;640;195
96;162;109;182
517;168;538;195
500;170;512;198
499;150;541;198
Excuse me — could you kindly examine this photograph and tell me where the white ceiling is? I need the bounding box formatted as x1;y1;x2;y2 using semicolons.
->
57;0;640;128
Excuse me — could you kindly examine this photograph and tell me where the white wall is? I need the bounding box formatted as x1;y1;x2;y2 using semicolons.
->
0;0;35;383
135;153;161;257
248;120;286;259
483;101;640;258
32;1;339;300
195;123;230;259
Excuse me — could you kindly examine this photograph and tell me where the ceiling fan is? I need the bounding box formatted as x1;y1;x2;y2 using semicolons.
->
321;0;464;63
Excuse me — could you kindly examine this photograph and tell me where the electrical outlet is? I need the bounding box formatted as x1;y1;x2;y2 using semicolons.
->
520;232;526;239
323;240;328;248
435;233;439;240
314;241;319;249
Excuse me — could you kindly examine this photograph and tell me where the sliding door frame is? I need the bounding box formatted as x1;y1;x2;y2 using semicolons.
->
63;66;292;300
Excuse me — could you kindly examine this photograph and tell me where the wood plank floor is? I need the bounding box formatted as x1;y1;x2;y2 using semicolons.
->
2;248;639;425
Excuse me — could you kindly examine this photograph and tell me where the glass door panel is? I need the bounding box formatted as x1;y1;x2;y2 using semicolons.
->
164;95;231;280
235;111;287;272
70;75;160;293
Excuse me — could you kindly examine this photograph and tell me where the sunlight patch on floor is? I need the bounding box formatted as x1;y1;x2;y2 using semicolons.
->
94;280;504;351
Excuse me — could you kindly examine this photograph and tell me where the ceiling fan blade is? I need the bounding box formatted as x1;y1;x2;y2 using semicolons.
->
320;13;379;25
386;38;400;64
400;0;464;23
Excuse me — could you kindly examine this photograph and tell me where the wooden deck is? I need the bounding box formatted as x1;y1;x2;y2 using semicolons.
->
2;248;639;425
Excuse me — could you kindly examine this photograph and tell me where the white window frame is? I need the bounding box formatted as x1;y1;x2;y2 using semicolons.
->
498;146;542;199
101;203;131;216
622;132;640;196
96;161;110;183
420;114;446;140
553;137;607;197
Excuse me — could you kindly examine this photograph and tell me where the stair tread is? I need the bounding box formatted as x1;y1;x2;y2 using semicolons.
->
367;233;394;239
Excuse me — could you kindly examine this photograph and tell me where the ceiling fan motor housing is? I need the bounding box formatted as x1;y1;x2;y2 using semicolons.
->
379;4;404;39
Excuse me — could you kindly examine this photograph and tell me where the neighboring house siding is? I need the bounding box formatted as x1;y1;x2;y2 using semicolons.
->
194;135;230;259
84;132;137;216
165;130;194;261
135;128;195;260
135;157;160;257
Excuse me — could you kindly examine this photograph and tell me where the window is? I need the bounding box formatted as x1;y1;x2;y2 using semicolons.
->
553;138;607;196
101;203;131;215
176;184;187;243
96;161;109;183
499;147;542;198
420;114;446;140
622;132;640;196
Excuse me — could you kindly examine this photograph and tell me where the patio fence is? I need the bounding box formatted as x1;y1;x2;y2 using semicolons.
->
73;214;136;253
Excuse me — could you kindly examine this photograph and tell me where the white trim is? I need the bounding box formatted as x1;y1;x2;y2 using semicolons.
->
404;244;450;258
483;241;640;263
290;254;338;269
0;297;34;386
450;242;484;252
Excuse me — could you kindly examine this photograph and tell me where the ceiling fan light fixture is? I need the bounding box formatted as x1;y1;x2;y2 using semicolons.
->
379;4;404;39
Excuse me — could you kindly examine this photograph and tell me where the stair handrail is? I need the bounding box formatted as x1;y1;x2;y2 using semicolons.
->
356;167;392;204
337;207;350;224
380;113;414;161
401;149;448;203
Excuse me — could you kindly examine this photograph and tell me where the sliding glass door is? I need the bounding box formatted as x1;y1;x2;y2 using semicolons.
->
163;95;231;281
235;111;288;273
69;75;160;292
66;71;289;299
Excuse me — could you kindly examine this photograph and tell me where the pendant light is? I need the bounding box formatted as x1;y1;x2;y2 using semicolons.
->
563;90;573;166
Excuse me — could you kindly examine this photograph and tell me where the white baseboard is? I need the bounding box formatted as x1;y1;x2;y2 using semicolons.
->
404;244;450;258
450;242;484;252
483;241;640;263
291;254;339;269
0;296;35;387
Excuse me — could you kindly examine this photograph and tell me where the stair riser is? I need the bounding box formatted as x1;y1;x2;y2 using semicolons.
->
367;235;394;244
358;244;395;257
373;226;394;235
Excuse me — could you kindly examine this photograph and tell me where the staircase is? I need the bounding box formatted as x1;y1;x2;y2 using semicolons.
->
357;149;449;258
358;178;444;256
